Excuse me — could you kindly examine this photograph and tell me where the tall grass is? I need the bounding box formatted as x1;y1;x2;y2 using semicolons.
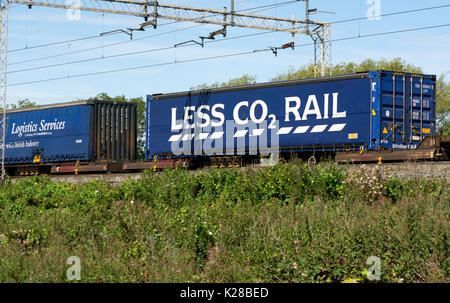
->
0;161;448;282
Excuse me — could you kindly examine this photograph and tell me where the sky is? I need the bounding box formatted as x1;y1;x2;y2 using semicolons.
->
5;0;450;105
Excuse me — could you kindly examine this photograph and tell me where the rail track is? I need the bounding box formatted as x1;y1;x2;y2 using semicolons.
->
8;161;450;185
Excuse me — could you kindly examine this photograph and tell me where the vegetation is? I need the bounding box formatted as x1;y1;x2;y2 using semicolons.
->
0;162;448;283
270;57;423;81
8;99;36;109
190;74;257;90
436;73;450;135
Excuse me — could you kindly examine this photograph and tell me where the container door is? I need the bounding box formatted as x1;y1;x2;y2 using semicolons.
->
409;76;434;145
379;72;435;150
380;74;407;146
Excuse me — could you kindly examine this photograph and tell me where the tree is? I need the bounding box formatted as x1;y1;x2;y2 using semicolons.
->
190;74;257;90
436;73;450;135
8;99;36;109
92;93;146;159
271;57;423;81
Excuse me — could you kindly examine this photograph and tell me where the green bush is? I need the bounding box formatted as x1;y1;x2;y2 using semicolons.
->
386;177;404;203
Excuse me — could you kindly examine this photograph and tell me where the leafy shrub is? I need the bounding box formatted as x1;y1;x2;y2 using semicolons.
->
386;177;404;203
193;219;217;264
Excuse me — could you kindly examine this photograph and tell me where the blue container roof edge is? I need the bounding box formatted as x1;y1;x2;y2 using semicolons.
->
148;70;436;101
5;99;136;114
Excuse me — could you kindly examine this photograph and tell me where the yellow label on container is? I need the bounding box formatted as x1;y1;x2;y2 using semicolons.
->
348;133;358;140
422;128;431;134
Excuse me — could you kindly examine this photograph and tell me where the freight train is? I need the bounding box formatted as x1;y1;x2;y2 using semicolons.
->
2;70;449;176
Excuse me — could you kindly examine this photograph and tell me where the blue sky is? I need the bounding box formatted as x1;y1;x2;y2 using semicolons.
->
6;0;450;105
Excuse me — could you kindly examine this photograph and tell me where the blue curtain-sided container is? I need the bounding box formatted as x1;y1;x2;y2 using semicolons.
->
145;70;436;159
2;100;137;164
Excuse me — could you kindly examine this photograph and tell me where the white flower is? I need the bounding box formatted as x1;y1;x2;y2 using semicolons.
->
208;232;213;236
130;200;134;205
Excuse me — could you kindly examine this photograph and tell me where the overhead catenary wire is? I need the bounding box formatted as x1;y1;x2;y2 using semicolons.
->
9;10;450;75
8;0;299;53
8;11;103;41
10;2;449;54
8;1;299;66
9;33;105;53
9;23;205;66
8;3;450;66
8;22;450;87
10;23;289;73
329;4;450;25
7;51;258;87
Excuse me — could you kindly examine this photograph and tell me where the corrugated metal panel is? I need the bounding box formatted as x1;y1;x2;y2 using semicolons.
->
93;101;137;162
125;105;130;160
130;105;137;160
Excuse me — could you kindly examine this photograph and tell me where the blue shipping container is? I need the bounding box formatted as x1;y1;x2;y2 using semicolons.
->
146;71;436;159
3;100;137;165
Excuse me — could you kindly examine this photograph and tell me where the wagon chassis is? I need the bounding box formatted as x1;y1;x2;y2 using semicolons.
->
335;135;449;164
4;135;448;177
